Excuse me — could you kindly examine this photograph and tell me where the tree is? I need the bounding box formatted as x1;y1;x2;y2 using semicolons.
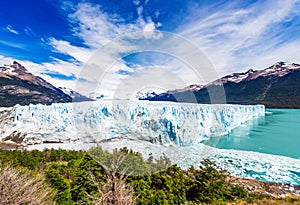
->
45;163;72;204
89;149;136;205
187;159;230;203
0;165;55;205
90;169;136;205
70;153;104;204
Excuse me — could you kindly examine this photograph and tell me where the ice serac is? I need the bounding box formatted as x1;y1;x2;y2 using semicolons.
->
0;101;265;146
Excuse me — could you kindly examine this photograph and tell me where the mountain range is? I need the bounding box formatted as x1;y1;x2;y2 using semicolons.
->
0;61;92;107
1;61;300;108
141;62;300;108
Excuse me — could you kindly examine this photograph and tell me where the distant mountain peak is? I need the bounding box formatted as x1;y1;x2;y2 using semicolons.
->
213;61;300;86
11;61;28;72
1;61;58;91
0;61;72;107
59;87;94;102
267;61;300;71
272;61;300;68
1;61;29;75
135;90;159;100
254;61;300;79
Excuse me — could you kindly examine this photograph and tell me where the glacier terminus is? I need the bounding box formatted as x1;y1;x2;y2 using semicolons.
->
0;100;264;146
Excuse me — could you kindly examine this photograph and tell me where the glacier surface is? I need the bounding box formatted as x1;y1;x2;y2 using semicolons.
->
0;101;264;146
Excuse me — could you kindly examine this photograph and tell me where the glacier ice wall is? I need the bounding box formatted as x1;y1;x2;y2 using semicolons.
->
0;101;265;146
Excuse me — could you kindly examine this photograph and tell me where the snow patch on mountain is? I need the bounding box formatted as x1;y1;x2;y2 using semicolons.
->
258;62;300;77
59;87;93;102
0;62;30;76
135;90;159;100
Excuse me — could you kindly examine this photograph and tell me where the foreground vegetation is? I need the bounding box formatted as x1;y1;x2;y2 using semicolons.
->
0;147;299;204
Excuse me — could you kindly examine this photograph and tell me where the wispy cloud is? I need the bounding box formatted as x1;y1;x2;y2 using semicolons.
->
178;0;300;74
24;26;36;36
0;40;25;50
0;55;15;65
133;0;140;6
4;25;19;35
68;2;161;48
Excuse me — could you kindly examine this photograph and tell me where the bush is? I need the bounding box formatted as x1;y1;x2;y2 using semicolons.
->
0;165;55;205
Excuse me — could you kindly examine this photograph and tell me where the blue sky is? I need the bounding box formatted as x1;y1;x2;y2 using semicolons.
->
1;0;300;98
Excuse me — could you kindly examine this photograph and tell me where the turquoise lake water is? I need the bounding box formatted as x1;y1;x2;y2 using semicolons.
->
203;109;300;159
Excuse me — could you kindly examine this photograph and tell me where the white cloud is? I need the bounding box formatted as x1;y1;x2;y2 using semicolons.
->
49;38;93;63
0;55;16;65
112;66;186;99
24;27;35;36
70;3;140;48
68;3;162;49
5;25;19;35
142;21;157;38
88;29;220;99
133;0;140;6
236;39;300;71
154;11;160;18
178;0;300;75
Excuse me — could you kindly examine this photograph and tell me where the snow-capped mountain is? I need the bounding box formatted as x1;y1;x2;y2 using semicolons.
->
135;90;159;100
211;61;300;85
59;87;93;102
0;61;72;107
145;62;300;108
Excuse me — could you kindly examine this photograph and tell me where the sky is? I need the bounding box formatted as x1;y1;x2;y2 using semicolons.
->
1;0;300;99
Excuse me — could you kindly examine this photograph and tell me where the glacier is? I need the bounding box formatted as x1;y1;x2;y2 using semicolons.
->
4;101;300;185
0;100;264;146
